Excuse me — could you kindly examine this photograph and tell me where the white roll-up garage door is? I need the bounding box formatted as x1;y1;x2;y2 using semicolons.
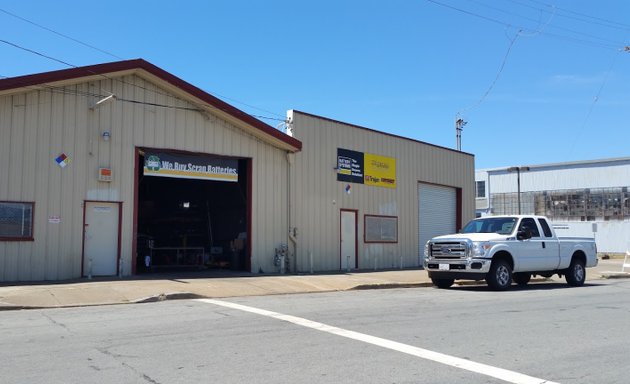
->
418;183;457;263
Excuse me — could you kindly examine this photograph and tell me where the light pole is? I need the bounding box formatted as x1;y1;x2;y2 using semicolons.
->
507;166;530;214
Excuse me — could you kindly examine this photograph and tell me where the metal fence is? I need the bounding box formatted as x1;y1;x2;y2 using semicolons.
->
490;187;630;221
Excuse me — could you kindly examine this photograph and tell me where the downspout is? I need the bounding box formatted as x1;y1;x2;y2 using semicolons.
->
287;150;297;273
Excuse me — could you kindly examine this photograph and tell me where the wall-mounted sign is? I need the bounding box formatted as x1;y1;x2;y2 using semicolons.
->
336;148;396;189
364;153;396;188
55;153;70;168
144;151;238;182
98;167;113;182
336;148;364;184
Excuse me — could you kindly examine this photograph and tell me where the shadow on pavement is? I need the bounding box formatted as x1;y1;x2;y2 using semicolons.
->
450;281;605;292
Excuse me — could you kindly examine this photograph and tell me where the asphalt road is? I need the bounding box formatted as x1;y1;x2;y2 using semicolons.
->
1;279;629;384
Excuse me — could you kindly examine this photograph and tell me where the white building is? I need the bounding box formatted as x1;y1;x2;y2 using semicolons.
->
476;157;630;253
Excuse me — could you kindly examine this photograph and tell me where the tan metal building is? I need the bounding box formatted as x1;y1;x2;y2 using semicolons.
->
286;111;475;273
0;59;301;281
0;60;474;282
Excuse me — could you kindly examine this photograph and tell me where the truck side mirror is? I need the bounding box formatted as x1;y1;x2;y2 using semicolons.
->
517;230;531;240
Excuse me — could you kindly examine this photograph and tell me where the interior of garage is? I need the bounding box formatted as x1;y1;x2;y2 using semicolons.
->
136;153;249;273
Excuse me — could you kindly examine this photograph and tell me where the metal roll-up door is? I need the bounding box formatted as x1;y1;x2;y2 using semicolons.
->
418;183;457;263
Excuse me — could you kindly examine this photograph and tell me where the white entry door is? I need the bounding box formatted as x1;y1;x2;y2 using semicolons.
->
340;210;357;270
83;201;120;276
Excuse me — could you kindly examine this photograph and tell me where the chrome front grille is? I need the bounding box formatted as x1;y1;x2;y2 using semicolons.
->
430;241;468;259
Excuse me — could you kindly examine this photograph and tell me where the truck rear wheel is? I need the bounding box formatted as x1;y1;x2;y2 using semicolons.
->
432;278;454;289
513;273;531;286
565;258;586;287
487;259;512;291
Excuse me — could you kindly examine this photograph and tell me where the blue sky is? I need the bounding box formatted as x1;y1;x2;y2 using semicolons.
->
1;0;629;169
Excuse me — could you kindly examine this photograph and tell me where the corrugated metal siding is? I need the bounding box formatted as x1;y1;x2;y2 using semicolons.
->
487;164;630;193
0;74;289;281
288;111;475;272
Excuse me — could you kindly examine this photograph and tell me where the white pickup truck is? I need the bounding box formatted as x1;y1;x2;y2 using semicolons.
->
423;215;597;290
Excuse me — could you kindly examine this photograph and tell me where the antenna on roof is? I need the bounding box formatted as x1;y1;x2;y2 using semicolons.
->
455;118;467;151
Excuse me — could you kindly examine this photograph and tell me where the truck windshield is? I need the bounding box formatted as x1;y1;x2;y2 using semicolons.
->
461;217;517;235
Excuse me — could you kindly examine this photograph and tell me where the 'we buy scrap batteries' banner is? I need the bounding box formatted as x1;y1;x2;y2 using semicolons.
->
336;148;396;189
144;151;238;182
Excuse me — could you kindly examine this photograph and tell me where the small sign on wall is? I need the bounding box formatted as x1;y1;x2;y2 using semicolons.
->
48;216;61;224
55;153;70;168
98;167;113;182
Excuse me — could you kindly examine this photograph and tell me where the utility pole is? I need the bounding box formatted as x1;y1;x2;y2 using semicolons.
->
507;166;530;214
455;118;467;151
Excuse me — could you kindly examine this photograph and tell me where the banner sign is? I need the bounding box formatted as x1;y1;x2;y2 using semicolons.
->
337;148;396;189
336;148;364;184
364;152;396;188
144;151;238;182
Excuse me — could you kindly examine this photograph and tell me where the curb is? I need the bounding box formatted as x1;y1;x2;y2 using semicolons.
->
0;305;31;311
351;282;434;290
134;292;205;304
600;273;630;279
1;273;627;311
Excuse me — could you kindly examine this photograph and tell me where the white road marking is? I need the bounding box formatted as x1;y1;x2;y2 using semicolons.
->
197;298;559;384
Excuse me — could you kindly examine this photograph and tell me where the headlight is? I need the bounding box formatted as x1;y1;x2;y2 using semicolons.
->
471;242;491;257
424;242;430;257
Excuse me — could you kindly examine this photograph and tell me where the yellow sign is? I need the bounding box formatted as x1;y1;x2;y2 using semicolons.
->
364;153;396;188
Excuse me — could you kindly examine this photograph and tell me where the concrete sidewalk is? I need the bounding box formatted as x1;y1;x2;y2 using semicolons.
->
0;259;627;311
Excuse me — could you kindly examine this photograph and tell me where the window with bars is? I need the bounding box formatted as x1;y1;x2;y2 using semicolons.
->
0;202;34;240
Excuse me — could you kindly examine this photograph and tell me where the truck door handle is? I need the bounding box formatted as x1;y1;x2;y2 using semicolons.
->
542;241;546;249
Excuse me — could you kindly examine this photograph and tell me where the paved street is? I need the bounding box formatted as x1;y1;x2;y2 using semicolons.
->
2;278;629;383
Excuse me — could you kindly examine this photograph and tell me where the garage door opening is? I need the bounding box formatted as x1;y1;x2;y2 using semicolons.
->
136;150;250;274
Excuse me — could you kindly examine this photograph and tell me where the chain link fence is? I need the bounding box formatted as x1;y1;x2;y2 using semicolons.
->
490;187;630;221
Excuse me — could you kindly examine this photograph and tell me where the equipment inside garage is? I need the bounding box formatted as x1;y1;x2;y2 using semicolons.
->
136;150;249;273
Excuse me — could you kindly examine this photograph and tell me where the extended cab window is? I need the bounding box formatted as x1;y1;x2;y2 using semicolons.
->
518;218;540;238
0;201;34;241
461;217;516;234
537;218;553;238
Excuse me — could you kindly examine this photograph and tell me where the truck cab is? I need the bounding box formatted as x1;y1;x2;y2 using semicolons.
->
424;215;597;290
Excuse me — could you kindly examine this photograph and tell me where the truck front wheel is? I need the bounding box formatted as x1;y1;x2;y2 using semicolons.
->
432;278;454;289
487;259;513;291
565;258;586;287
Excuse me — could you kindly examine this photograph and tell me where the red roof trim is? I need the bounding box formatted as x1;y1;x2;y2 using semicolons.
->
291;110;473;157
0;59;302;151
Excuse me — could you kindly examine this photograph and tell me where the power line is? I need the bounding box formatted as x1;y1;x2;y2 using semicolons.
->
426;0;625;51
426;0;511;28
524;0;630;31
458;30;520;116
1;39;76;68
206;93;286;119
466;0;628;47
569;48;623;156
249;114;287;123
0;5;285;119
0;8;124;60
0;38;286;123
0;39;200;103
